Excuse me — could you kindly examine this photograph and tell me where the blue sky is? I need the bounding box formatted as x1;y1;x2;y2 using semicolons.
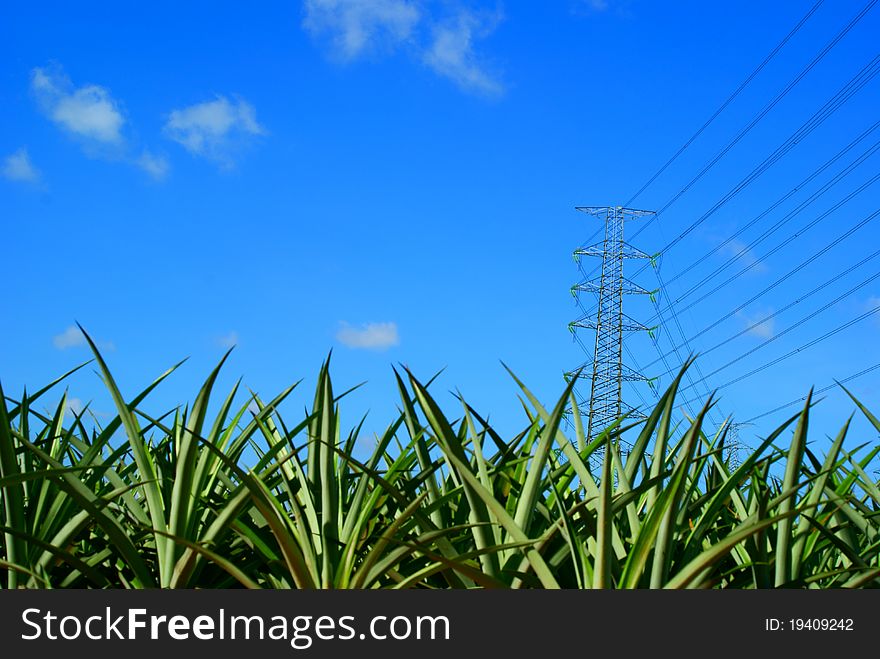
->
2;1;879;457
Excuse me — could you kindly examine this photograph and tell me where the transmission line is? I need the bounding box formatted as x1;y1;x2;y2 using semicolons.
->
662;119;880;290
677;303;880;408
647;246;880;373
577;50;880;316
647;165;880;325
572;1;879;434
630;0;880;241
634;51;880;251
637;163;880;427
643;207;880;370
640;127;880;363
625;0;827;206
742;361;880;424
649;267;724;426
632;90;880;420
569;1;829;254
674;267;880;389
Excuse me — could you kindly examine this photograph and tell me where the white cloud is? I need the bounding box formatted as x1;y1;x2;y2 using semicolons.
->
867;296;880;326
31;66;125;146
721;238;767;274
2;148;41;183
137;150;170;180
52;325;115;351
30;65;178;179
303;0;421;59
578;0;634;14
30;65;170;178
53;326;85;349
336;321;399;350
424;12;503;96
63;396;110;419
738;310;775;339
217;331;240;348
164;96;265;168
302;1;503;97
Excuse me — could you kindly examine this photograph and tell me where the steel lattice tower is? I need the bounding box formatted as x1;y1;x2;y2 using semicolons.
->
724;421;749;469
569;206;655;442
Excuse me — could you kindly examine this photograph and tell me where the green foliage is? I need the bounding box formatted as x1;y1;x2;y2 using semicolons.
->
1;333;878;589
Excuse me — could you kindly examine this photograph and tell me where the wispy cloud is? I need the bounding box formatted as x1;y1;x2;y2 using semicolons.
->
216;331;240;348
164;96;265;168
738;310;775;339
303;0;421;59
30;64;169;178
62;396;109;419
424;11;503;96
302;1;502;96
583;0;609;11
336;321;399;350
31;65;125;147
136;150;170;180
66;397;85;416
721;238;767;274
52;325;115;351
867;295;880;326
576;0;633;15
53;326;85;350
1;148;41;183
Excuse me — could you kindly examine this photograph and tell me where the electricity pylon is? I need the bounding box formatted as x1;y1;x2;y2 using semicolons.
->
568;206;655;442
724;421;750;469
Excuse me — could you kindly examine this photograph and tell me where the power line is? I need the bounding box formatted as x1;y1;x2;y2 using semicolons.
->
630;0;880;242
742;361;880;424
632;53;880;420
649;266;724;427
639;134;880;408
625;0;827;206
647;165;880;325
622;342;655;415
577;49;880;313
677;303;880;409
570;1;880;431
647;247;880;373
643;206;880;370
641;127;880;369
662;119;880;290
634;51;880;252
675;267;880;390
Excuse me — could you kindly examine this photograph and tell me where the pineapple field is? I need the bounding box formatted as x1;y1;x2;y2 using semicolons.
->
1;330;878;589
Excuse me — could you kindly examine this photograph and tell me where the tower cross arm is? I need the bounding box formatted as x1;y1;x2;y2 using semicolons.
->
575;206;657;219
574;243;651;259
